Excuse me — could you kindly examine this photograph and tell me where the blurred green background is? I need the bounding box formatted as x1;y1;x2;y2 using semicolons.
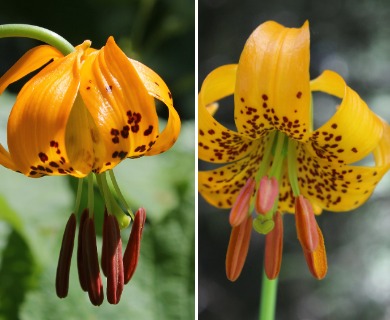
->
0;1;194;319
199;0;390;320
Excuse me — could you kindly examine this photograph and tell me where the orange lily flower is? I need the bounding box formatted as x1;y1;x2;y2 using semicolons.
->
0;36;180;305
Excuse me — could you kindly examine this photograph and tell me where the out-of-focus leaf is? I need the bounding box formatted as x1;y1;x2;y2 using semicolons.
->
0;198;38;320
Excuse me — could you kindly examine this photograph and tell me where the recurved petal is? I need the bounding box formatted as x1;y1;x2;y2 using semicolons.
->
199;139;264;208
199;64;257;163
297;141;389;211
7;42;91;177
235;21;311;141
308;70;383;165
80;37;158;173
0;45;63;94
130;59;181;156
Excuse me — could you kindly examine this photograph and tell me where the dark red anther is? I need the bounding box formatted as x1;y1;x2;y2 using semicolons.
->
55;213;76;298
83;215;104;306
77;209;89;292
101;209;109;277
123;208;146;284
105;214;124;304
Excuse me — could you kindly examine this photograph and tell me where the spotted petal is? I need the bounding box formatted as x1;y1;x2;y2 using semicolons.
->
199;139;263;208
130;59;181;156
79;37;159;172
235;21;311;141
308;70;383;165
199;64;257;163
6;43;92;177
297;138;390;211
0;45;63;94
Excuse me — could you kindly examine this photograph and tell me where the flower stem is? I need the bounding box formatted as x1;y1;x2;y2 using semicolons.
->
0;24;74;55
259;270;278;320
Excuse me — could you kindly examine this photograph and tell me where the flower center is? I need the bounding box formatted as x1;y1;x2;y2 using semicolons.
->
252;131;302;234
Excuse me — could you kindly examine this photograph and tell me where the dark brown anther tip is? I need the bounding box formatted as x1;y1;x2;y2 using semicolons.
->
106;215;124;304
55;213;76;299
77;209;89;292
123;208;146;284
83;216;104;306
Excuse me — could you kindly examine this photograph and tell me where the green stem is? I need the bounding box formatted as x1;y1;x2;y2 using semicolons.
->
259;270;278;320
0;24;74;55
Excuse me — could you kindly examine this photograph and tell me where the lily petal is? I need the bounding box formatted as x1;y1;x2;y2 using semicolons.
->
199;64;257;163
309;70;383;165
297;141;390;211
7;43;90;177
199;139;263;208
0;45;63;94
235;21;311;141
80;37;158;172
130;59;181;155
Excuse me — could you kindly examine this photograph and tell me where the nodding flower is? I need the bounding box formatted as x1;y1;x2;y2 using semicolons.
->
0;35;180;305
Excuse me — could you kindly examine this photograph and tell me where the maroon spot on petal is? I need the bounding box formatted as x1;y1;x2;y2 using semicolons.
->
111;129;119;136
39;152;48;163
112;137;120;144
296;91;302;99
331;123;338;129
131;125;139;133
143;125;153;136
262;94;268;101
49;161;59;168
351;147;358;153
118;151;128;159
112;151;119;158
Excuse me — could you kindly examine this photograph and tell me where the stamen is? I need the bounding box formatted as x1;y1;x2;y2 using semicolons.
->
55;213;76;298
229;177;255;227
105;214;124;305
109;170;134;220
83;215;104;306
255;131;277;181
264;212;283;280
77;209;89;292
123;208;146;284
101;209;109;277
96;172;130;229
255;176;279;214
225;215;253;282
287;139;300;196
87;174;94;217
295;195;319;252
268;132;288;179
74;178;83;215
303;225;327;279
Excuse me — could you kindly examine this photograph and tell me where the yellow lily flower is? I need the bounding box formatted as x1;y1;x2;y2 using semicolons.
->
198;21;390;280
0;36;180;305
